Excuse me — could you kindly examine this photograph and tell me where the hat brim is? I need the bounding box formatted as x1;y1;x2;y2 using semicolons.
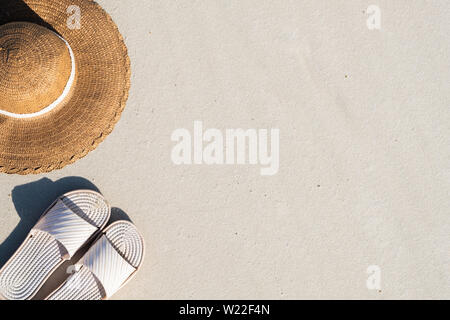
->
0;0;130;174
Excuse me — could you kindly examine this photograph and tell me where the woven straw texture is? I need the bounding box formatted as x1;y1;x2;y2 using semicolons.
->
48;221;144;300
0;0;131;174
0;22;72;114
0;190;110;300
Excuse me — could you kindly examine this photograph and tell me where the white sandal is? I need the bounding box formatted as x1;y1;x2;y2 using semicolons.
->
0;190;110;300
47;221;144;300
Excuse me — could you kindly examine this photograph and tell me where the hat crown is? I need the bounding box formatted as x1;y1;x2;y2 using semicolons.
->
0;22;73;116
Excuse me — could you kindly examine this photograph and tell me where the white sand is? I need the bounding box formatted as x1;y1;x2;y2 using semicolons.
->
0;0;449;299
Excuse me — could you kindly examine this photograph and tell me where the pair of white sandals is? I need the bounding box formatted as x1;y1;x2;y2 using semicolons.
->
0;190;144;300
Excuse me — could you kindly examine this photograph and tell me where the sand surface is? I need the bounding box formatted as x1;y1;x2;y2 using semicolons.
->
0;0;449;299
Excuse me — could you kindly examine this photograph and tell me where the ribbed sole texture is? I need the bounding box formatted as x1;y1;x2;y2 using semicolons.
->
49;267;104;300
0;230;62;300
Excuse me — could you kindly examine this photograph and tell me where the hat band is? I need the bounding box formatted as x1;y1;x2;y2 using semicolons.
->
0;32;76;119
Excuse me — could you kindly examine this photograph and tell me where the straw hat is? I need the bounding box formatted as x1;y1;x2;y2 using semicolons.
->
0;0;130;174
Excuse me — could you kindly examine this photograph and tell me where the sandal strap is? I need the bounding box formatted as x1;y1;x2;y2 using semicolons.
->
81;235;136;298
33;199;97;258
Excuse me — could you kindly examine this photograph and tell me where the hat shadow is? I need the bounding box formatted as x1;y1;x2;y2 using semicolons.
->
0;0;58;34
